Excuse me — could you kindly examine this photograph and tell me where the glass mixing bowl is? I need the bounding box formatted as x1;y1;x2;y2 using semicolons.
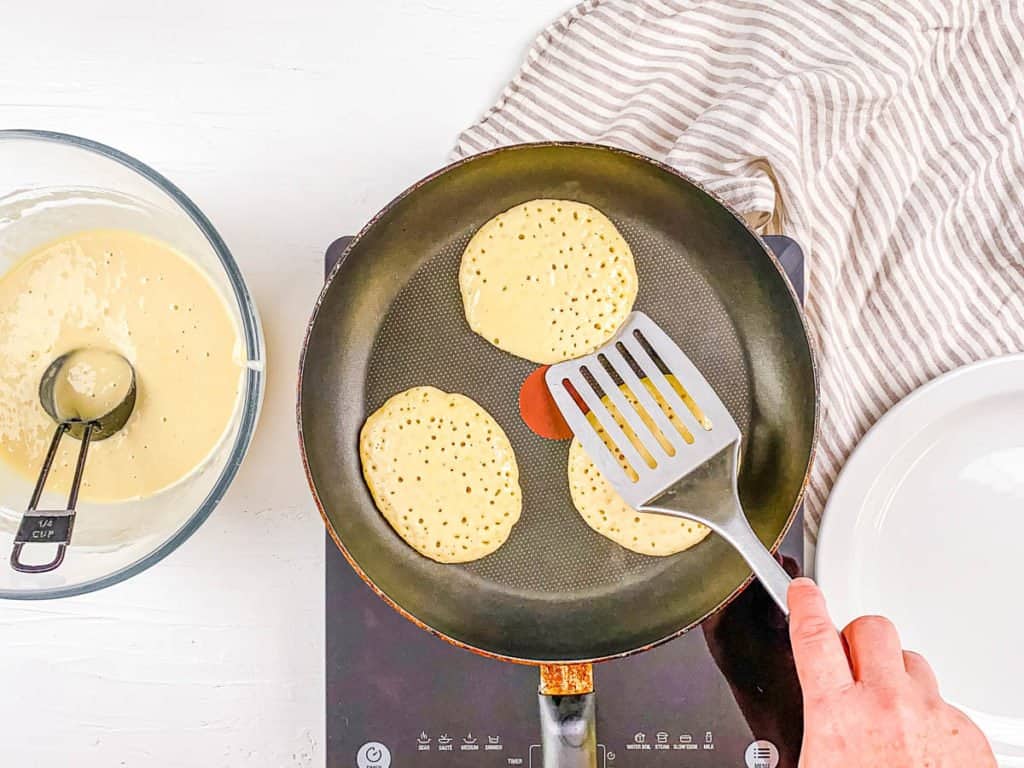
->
0;130;264;598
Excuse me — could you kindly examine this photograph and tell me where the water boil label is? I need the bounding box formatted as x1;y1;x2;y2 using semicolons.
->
15;512;73;544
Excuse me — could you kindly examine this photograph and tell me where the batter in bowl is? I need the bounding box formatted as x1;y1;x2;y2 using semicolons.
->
0;229;242;502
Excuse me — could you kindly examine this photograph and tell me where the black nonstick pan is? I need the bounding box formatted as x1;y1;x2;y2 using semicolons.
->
298;143;817;767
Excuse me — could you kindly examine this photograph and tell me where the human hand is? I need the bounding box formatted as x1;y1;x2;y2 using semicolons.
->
788;578;995;768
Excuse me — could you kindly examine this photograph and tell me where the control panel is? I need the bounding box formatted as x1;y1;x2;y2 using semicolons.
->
351;731;783;766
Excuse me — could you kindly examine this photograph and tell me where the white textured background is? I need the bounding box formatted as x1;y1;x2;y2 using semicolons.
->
0;1;563;764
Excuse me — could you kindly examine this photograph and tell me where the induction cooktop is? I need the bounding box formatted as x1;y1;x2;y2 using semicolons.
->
324;235;807;768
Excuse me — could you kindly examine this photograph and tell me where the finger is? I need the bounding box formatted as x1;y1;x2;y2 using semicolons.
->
788;578;854;695
903;650;939;694
842;615;904;683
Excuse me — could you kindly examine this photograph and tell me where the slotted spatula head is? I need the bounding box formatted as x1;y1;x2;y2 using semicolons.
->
545;311;741;508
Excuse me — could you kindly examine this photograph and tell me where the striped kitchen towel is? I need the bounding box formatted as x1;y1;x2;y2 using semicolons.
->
453;0;1024;542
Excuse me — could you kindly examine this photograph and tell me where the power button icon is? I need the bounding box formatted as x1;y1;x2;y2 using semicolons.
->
356;741;391;768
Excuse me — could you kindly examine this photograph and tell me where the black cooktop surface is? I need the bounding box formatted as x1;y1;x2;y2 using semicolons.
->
324;236;806;768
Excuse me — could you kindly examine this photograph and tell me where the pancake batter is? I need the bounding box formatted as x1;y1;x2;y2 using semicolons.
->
50;348;134;422
0;229;242;501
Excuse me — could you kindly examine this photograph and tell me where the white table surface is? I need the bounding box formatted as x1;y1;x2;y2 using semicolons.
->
0;2;565;764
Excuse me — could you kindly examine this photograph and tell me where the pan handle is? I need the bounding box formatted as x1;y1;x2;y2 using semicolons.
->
538;664;597;768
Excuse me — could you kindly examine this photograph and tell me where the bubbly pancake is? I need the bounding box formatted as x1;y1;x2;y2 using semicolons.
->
459;199;638;364
360;386;522;563
568;376;712;556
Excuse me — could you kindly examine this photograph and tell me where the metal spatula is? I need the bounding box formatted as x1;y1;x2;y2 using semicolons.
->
546;311;792;614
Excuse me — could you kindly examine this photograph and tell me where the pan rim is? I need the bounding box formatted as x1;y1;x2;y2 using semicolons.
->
297;140;820;666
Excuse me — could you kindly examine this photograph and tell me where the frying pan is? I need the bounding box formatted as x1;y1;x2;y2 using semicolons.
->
298;143;817;767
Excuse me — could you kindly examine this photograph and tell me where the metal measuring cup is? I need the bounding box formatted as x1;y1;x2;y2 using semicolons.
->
10;349;136;573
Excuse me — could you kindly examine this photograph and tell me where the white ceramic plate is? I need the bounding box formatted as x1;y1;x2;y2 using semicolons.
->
817;355;1024;765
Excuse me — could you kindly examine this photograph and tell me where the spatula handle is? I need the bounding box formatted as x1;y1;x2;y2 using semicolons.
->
643;481;792;616
712;507;792;616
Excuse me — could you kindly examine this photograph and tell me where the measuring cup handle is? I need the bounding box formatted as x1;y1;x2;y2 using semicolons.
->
10;541;68;573
9;422;93;574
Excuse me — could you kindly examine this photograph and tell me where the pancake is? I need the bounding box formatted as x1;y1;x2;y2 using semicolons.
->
360;386;522;563
568;376;712;556
459;199;638;364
